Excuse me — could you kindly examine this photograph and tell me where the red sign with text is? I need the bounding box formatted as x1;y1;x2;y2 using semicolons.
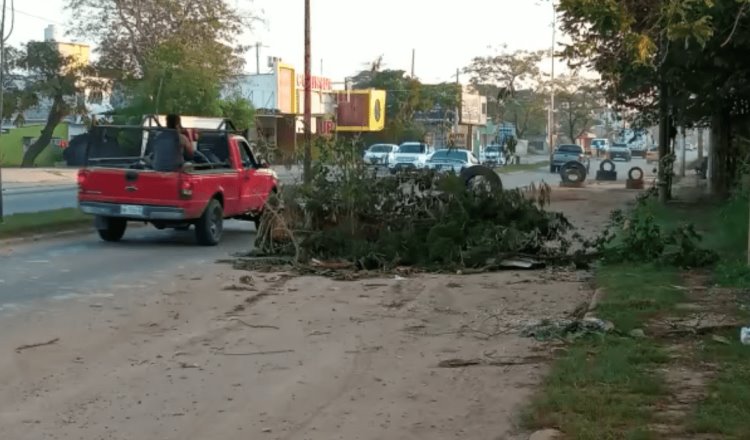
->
296;74;332;91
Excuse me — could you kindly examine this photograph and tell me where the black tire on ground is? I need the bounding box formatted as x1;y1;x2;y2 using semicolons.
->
97;216;127;242
600;159;616;172
460;165;503;192
195;199;224;246
560;161;587;183
628;166;644;181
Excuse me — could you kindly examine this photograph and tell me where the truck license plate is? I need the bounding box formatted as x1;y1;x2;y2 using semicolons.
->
120;205;144;216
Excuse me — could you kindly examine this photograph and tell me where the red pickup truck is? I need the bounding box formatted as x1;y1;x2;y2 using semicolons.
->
77;118;278;245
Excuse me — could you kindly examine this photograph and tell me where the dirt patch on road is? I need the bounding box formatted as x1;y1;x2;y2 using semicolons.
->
0;184;640;440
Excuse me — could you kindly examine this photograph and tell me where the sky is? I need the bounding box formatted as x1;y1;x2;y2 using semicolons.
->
9;0;564;84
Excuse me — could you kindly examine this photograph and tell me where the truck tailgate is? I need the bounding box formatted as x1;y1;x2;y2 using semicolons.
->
79;168;181;206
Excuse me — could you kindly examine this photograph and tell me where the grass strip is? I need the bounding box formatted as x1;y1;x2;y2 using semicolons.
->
0;208;90;240
523;264;681;440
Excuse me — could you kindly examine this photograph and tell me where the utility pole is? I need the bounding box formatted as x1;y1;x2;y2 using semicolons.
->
680;126;687;177
697;127;704;160
548;2;557;161
303;0;312;184
454;67;460;134
411;49;415;77
0;0;10;221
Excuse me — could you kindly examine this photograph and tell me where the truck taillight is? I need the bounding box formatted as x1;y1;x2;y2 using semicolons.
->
180;180;193;199
77;170;88;188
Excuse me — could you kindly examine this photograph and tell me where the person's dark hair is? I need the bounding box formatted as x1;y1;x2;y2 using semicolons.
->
166;114;181;129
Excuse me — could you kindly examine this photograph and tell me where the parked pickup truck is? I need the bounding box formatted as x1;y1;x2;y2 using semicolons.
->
77;116;278;246
551;144;587;173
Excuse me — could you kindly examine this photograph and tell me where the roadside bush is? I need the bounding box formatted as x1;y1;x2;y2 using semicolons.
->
596;196;718;269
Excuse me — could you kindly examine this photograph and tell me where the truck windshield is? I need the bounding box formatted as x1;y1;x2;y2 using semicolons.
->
430;150;467;161
399;144;426;154
369;145;393;153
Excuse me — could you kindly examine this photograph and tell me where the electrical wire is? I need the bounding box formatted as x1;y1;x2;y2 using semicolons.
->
2;0;13;43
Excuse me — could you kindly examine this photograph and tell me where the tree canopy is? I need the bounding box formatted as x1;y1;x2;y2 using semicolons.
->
65;0;254;76
2;42;103;166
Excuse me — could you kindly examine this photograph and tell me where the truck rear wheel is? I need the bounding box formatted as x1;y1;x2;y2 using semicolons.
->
195;199;223;246
97;216;127;242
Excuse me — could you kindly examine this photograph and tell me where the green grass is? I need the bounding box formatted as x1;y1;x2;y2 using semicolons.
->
0;208;90;239
496;160;549;174
616;195;750;438
689;329;750;439
0;123;69;166
524;264;679;439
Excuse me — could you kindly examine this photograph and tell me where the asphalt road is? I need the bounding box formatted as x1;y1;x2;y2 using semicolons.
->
2;185;78;216
0;156;703;311
0;220;254;310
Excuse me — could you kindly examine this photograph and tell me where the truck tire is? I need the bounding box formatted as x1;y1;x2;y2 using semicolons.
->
460;165;503;192
97;216;127;242
560;161;587;183
195;199;224;246
628;166;644;181
600;159;616;172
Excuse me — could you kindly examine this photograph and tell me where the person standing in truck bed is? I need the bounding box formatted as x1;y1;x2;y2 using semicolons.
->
152;114;194;171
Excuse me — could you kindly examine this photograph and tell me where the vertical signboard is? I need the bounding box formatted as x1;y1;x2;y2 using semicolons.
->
277;64;296;114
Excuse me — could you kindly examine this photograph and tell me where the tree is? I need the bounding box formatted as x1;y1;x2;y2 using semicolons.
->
557;0;750;197
505;89;547;139
3;42;101;166
115;39;233;119
464;48;547;135
65;0;255;76
464;48;545;98
220;95;255;131
554;75;604;143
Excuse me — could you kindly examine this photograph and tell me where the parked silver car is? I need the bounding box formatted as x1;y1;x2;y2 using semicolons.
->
425;148;480;173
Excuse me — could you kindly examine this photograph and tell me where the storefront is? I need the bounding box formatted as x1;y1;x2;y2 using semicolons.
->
226;61;385;160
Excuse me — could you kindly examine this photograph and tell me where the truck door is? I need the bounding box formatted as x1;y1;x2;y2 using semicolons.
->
237;139;265;213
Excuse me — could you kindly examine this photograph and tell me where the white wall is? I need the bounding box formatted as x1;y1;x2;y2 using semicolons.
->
225;74;278;110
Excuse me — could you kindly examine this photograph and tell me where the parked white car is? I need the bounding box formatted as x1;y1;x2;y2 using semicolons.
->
389;142;433;172
479;144;506;166
425;148;480;174
363;143;397;165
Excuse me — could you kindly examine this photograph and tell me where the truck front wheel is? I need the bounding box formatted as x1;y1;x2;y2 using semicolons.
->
96;216;127;242
195;199;223;246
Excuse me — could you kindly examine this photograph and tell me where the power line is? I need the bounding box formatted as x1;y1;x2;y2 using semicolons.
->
14;8;64;26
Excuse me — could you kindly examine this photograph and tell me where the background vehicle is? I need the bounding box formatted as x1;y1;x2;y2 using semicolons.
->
591;138;610;157
609;143;632;161
628;143;647;158
363;143;397;165
426;148;480;173
389;142;433;172
480;144;505;166
551;144;587;173
77;116;278;246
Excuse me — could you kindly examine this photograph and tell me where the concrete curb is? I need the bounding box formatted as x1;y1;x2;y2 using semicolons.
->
0;226;93;246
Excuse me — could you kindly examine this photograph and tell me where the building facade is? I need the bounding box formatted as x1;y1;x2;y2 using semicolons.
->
225;61;386;158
